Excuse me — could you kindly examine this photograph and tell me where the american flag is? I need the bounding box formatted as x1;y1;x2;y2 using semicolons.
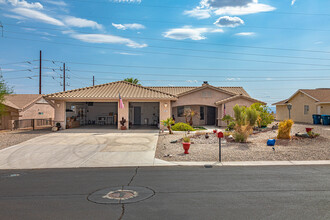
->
119;93;124;109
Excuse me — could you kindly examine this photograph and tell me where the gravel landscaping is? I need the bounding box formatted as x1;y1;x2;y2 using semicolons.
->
0;129;52;150
156;123;330;161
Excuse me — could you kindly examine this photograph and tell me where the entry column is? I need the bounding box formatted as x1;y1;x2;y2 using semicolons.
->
118;100;129;130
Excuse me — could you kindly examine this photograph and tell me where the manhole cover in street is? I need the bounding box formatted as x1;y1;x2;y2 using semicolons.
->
88;186;154;204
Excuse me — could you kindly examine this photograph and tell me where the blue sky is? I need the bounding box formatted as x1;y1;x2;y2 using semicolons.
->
0;0;330;106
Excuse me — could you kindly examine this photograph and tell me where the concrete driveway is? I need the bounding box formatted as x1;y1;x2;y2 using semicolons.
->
0;128;160;169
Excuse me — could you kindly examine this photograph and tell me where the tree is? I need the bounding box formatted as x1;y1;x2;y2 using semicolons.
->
232;104;258;142
183;109;198;126
250;103;274;128
124;78;140;85
161;118;175;134
0;74;12;116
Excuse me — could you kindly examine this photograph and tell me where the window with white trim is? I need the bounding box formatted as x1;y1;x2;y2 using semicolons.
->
304;105;309;115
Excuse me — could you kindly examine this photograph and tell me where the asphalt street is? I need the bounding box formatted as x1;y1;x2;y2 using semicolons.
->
0;165;329;220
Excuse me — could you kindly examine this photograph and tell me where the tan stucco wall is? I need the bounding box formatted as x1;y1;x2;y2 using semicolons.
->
159;101;171;130
320;104;330;115
54;100;66;128
20;103;54;120
275;92;317;124
172;87;231;107
275;105;289;121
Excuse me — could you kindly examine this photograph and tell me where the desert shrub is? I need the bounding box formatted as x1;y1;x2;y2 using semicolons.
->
277;119;294;139
222;115;234;125
224;131;233;137
161;118;175;134
226;121;236;131
232;105;258;142
172;122;195;131
251;103;275;128
182;136;191;143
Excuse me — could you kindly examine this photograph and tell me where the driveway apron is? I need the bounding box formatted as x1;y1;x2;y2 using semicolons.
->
0;129;159;169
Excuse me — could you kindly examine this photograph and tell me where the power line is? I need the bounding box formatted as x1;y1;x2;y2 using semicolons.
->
0;60;37;66
5;29;330;62
46;67;330;79
0;68;38;74
43;60;330;72
4;23;330;54
5;36;330;68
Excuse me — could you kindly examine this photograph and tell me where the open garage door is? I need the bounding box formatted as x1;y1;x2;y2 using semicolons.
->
129;102;159;129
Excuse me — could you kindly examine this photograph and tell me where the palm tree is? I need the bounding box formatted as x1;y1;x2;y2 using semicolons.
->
161;118;175;134
124;78;140;85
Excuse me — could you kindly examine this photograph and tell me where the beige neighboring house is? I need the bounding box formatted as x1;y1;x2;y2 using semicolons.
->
45;81;265;130
0;94;55;130
273;88;330;124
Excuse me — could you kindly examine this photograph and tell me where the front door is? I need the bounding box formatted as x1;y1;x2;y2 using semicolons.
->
134;106;141;125
207;107;216;125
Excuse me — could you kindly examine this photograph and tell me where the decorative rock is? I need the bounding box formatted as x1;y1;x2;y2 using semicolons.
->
52;127;58;132
170;140;178;144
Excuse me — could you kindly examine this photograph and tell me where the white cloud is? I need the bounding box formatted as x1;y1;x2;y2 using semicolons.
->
235;32;255;36
113;0;141;3
43;0;67;6
163;26;222;40
5;0;43;9
64;16;103;30
183;8;211;19
2;13;26;20
112;23;145;30
114;52;141;56
187;0;275;17
291;0;296;5
68;33;147;48
11;7;65;26
214;16;244;27
186;80;198;83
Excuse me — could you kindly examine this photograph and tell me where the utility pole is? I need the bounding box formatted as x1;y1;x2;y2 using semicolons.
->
39;50;42;94
63;63;66;92
93;75;95;86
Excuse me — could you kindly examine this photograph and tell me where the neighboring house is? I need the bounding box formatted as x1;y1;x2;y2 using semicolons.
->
0;94;55;130
273;88;330;124
45;81;265;130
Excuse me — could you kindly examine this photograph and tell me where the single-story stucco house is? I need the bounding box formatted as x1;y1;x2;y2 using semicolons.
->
0;94;55;130
273;88;330;124
45;81;265;130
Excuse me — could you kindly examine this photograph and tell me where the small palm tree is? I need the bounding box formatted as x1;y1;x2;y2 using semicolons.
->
161;118;175;134
124;78;140;85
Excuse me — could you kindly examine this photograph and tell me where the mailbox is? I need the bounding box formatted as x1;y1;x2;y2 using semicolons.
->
217;131;224;138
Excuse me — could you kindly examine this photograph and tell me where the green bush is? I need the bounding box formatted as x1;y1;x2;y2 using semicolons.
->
172;123;195;131
226;121;236;131
250;103;275;128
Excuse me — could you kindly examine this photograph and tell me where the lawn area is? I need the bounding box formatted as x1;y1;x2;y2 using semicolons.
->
156;123;330;161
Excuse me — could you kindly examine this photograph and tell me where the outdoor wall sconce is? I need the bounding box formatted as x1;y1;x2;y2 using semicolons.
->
57;103;60;108
164;103;168;108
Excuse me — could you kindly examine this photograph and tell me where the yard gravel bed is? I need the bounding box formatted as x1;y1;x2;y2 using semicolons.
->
155;123;330;161
0;129;52;150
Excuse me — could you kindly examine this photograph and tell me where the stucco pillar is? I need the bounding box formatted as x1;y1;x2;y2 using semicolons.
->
159;101;171;130
54;100;66;129
118;100;129;130
217;104;225;127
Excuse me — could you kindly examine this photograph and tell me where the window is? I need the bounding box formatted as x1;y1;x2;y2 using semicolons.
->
304;105;309;115
177;106;184;117
200;106;204;120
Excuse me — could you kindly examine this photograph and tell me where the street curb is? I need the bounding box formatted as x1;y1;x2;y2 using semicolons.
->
154;160;330;167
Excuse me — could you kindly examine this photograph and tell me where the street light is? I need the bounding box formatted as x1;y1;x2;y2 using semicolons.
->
286;103;292;119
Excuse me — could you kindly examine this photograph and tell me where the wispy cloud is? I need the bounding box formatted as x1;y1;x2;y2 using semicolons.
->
291;0;296;5
235;32;255;36
11;7;65;26
67;32;148;48
214;16;244;27
183;8;211;19
4;0;43;9
163;26;223;40
112;0;141;3
186;80;198;83
112;23;145;30
43;0;67;6
114;52;142;56
64;16;103;30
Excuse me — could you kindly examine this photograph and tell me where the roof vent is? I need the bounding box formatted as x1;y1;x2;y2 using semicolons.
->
202;81;209;86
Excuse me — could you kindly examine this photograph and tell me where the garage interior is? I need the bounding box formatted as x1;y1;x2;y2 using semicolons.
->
66;102;118;129
65;102;160;129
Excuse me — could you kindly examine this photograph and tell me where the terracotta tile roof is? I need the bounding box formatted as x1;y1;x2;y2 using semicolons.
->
272;99;288;105
215;94;266;105
300;88;330;102
46;81;177;100
3;94;42;110
149;86;250;97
